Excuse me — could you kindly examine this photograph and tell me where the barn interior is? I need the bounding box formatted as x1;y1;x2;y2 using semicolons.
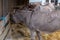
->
0;0;60;40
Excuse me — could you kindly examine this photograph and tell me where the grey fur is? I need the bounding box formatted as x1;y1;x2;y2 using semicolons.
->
12;7;60;40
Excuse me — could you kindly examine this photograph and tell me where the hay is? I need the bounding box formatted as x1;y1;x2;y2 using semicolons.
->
10;23;60;40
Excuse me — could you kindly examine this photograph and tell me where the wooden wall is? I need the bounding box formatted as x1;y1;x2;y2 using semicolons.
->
8;0;29;12
8;0;16;12
16;0;29;6
0;0;3;17
3;0;8;17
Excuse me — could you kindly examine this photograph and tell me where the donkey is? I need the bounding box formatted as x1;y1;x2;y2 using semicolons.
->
12;4;60;40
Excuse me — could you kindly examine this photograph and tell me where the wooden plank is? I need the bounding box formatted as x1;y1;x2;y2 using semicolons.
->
0;14;9;35
0;23;10;40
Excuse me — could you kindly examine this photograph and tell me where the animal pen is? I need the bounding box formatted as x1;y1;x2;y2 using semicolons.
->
0;0;60;40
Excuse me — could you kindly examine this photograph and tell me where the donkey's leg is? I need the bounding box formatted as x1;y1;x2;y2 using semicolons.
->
30;30;36;40
36;31;42;40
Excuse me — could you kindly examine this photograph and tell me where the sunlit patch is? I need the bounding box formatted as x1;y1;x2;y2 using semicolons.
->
41;30;60;40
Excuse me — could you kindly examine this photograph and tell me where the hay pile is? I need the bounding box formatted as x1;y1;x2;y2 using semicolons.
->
42;30;60;40
11;23;31;40
10;23;60;40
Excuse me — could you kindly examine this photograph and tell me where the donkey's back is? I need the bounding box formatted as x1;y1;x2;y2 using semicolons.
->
30;10;60;32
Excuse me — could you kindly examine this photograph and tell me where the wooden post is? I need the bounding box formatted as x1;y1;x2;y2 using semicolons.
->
49;0;51;4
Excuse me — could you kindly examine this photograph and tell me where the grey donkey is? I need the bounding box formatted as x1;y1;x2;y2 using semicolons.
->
12;7;60;40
